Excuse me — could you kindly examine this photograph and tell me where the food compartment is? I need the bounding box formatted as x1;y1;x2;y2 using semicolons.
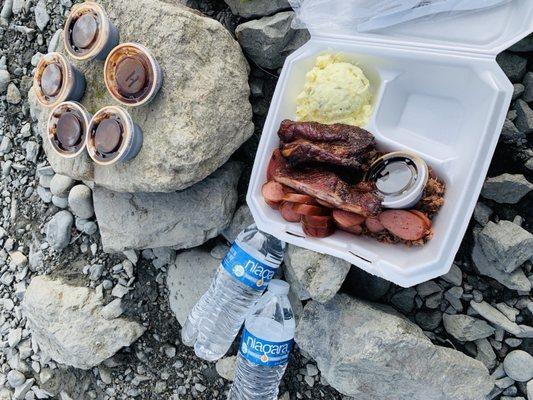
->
373;61;501;163
248;38;513;287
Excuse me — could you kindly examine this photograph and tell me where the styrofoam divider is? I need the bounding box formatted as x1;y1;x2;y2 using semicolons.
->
246;31;518;287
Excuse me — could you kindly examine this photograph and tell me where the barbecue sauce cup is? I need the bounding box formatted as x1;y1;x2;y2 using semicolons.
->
104;43;163;106
34;52;86;108
86;106;143;166
47;101;91;158
366;151;429;209
63;1;119;61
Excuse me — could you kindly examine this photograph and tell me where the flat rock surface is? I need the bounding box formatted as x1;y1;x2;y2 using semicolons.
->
166;248;219;326
283;245;350;303
32;0;253;193
22;275;146;370
296;294;494;400
93;162;241;252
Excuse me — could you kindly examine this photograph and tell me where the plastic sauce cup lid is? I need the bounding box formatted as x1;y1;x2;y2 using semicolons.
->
56;112;82;148
94;118;122;154
72;13;98;49
41;63;63;97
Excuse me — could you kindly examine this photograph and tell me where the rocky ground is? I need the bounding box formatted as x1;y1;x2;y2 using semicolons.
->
0;0;531;400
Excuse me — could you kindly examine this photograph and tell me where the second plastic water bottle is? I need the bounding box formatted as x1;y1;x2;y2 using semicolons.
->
228;279;295;400
181;224;285;361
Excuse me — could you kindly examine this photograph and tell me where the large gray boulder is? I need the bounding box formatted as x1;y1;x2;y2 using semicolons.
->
236;11;310;70
224;0;290;18
296;295;494;400
472;221;532;291
283;245;350;303
167;248;220;326
22;276;145;370
476;220;533;273
481;173;533;204
94;162;241;252
30;0;253;193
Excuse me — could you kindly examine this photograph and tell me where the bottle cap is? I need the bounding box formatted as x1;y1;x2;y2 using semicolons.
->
267;279;290;295
365;151;429;209
34;52;85;108
86;105;143;165
47;101;91;158
64;2;119;61
104;42;162;106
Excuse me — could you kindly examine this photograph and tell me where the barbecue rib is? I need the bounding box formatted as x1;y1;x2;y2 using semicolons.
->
268;149;381;216
278;120;376;170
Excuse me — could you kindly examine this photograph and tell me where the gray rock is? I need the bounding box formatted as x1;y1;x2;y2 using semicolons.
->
473;242;531;291
482;173;533;204
34;0;49;30
100;299;124;320
67;185;94;219
513;83;525;100
476;220;533;273
0;0;13;21
510;34;533;52
523;72;533;103
283;245;350;303
33;0;253;193
470;301;522;336
515;99;533;134
415;310;442;331
222;204;254;244
51;195;68;209
49;174;75;197
88;264;103;281
527;379;532;400
444;286;464;312
442;314;495;341
343;266;391;302
25;141;39;163
0;70;9;93
7;370;25;388
390;288;417;314
6;83;21;104
224;0;290;18
503;350;533;382
497;52;527;82
166;248;219;326
473;202;492;226
22;275;145;370
11;0;25;14
475;338;496;370
94;162;241;252
236;12;310;70
216;356;236;381
296;295;494;399
47;28;63;53
441;263;462;286
0;136;12;154
45;211;73;250
416;281;442;298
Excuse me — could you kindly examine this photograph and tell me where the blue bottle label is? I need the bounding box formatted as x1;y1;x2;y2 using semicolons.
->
221;243;277;291
239;328;294;367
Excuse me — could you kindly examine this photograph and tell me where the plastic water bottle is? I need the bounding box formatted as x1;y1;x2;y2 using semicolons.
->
228;279;295;400
181;224;285;361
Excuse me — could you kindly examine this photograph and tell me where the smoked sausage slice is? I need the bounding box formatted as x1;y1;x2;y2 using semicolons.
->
379;210;427;241
262;181;285;204
365;216;385;233
332;210;366;229
293;204;329;216
408;210;432;229
280;202;301;223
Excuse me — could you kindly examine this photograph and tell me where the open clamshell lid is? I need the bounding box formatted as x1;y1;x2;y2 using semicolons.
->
290;0;533;55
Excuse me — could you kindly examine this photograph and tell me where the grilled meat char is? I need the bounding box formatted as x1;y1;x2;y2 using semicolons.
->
268;149;381;217
278;120;377;170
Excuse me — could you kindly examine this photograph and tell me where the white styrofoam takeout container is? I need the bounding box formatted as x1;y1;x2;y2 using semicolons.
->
247;0;533;287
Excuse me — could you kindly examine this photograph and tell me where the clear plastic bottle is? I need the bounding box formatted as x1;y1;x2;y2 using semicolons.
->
228;279;295;400
181;224;285;361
